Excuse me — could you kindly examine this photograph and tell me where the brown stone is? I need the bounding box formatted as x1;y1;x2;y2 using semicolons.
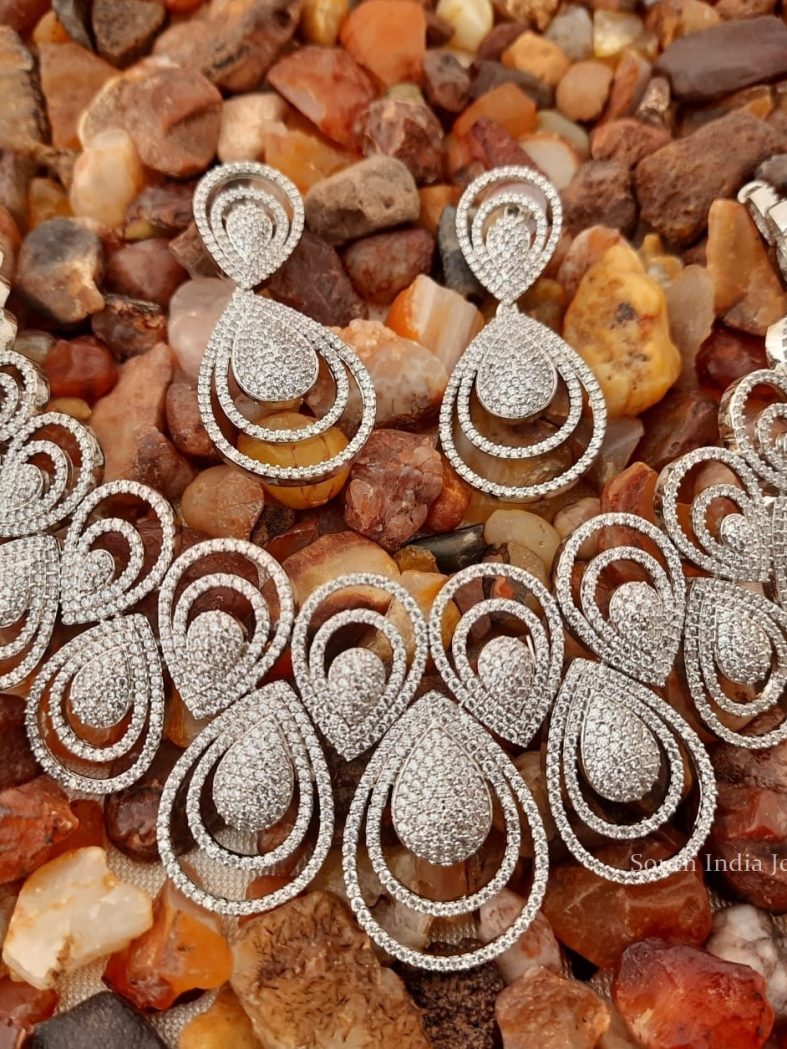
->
0;696;38;792
342;229;434;306
635;111;787;245
634;388;719;472
180;465;265;540
168;222;220;280
695;326;767;393
362;98;444;185
283;530;399;615
266;230;363;327
44;336;117;403
556;60;613;123
423;50;471;114
123;68;222;178
304;157;420;244
0;777;78;884
105;239;187;308
423;460;470;533
0;28;46;153
0;0;49;33
124;181;194;241
590;118;671;169
344;430;444;551
603;48;651;123
16;218;104;325
469;60;554;110
91;0;167;66
38;42;115;150
562;160;637;237
477;22;528;62
496;967;611;1049
165;379;220;460
154;0;300;93
91;295;168;360
655;16;787;103
104;741;185;862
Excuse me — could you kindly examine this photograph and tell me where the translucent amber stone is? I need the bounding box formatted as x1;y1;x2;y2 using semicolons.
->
453;82;538;140
237;411;350;509
180;986;258;1049
301;0;349;46
387;274;483;372
103;881;232;1011
418;185;461;235
264;125;357;195
340;0;426;87
27;178;71;228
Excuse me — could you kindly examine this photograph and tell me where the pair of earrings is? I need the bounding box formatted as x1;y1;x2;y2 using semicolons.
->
193;162;606;502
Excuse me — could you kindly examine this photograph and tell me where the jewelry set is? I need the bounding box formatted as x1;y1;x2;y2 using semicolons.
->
1;161;786;971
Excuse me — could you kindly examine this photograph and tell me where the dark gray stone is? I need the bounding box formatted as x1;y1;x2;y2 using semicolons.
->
31;993;167;1049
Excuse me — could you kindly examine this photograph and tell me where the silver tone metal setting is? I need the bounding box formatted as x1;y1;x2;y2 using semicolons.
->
158;538;295;720
440;166;607;501
290;572;429;759
193;162;375;486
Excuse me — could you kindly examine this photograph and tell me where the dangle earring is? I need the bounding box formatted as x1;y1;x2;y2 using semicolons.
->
440;166;607;501
193;162;376;488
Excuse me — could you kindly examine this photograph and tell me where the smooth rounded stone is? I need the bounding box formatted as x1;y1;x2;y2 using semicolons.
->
44;336;117;403
0;28;46;152
301;0;349;46
340;0;426;87
563;243;681;417
521;132;580;191
16;218;104;325
123;180;194;240
656;16;787;103
455;79;538;141
636;110;787;246
562;159;636;236
590;117;670;169
122;68;221;178
0;778;77;884
283;530;399;616
165;379;219;460
267;46;375;148
634;388;718;472
181;465;265;540
180;985;258;1049
167;278;235;380
342;229;434;306
613;940;775;1049
362;98;443;186
105;239;186;308
104;741;186;862
479;892;561;984
436;0;493;52
695;325;767;392
168;221;221;280
553;496;601;557
305;157;420;244
546;4;592;61
0;696;39;792
29;992;166;1049
267;230;363;327
707;906;787;1018
231;892;429;1048
91;295;167;360
497;967;612;1049
387;273;482;373
593;11;650;59
217;91;286;163
68;129;145;230
91;0;166;66
502;31;571;88
154;0;299;93
707;198;787;336
423;50;470;114
0;0;49;33
424;459;470;533
38;42;115;150
538;108;588;156
557;225;625;299
556;60;612;123
343;430;443;552
408;524;484;572
3;848;153;990
484;509;560;572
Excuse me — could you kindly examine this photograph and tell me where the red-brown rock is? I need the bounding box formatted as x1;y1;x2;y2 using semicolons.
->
165;379;221;461
0;696;38;792
0;777;78;884
44;337;118;404
695;326;768;393
91;295;168;360
342;229;434;305
634;388;719;472
266;230;364;327
562;160;637;237
362;98;444;185
590;118;671;170
105;240;187;308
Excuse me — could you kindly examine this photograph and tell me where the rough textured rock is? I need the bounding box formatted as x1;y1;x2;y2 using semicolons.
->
104;742;184;863
181;465;265;540
362;98;444;185
695;326;768;392
29;993;167;1049
0;778;77;885
305;157;420;243
69;128;146;229
38;42;115;150
44;336;117;403
634;388;719;472
165;379;220;460
91;0;167;66
497;967;611;1049
590;118;671;170
340;0;426;87
283;531;399;614
105;239;186;308
562;160;637;237
423;49;470;113
0;697;39;792
91;295;168;360
655;16;787;102
267;230;363;327
342;229;434;305
707;906;787;1019
635;111;786;245
0;28;46;153
16;219;104;325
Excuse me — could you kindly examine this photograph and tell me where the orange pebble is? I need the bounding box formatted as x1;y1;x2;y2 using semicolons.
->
453;82;538;140
340;0;426;87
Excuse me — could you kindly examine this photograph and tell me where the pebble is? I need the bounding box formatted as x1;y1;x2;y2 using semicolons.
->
469;60;553;110
502;31;571;88
43;336;117;403
167;277;235;379
106;241;185;311
612;939;775;1049
30;992;167;1049
0;697;39;791
757;153;787;194
479;893;562;984
708;906;787;1018
52;0;92;45
123;67;222;177
217;92;286;163
267;45;376;148
91;295;168;360
387;273;483;372
497;967;611;1049
3;848;152;990
546;4;593;61
104;741;185;862
344;430;443;551
91;0;166;66
556;60;613;123
342;228;434;305
590;118;670;169
655;16;787;102
181;465;266;539
267;230;363;327
0;0;49;33
68;129;145;229
695;325;767;392
557;225;624;298
124;181;194;240
635;388;719;471
38;42;115;150
165;378;220;460
300;0;349;46
231;892;429;1048
168;221;221;279
304;157;420;243
634;73;670;128
341;0;426;87
437;205;482;297
562;159;637;236
0;778;78;885
423;50;471;114
423;460;469;532
363;98;444;185
0;28;46;152
154;0;300;93
520;132;579;190
635;109;787;245
706;198;787;336
263;122;357;195
16;218;104;325
436;0;493;52
563;243;681;417
180;986;259;1049
283;530;399;614
538;109;589;156
484;509;561;572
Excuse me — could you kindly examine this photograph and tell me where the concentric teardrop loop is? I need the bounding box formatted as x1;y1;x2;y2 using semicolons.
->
720;367;787;492
0;347;49;444
157;682;333;915
0;534;59;690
